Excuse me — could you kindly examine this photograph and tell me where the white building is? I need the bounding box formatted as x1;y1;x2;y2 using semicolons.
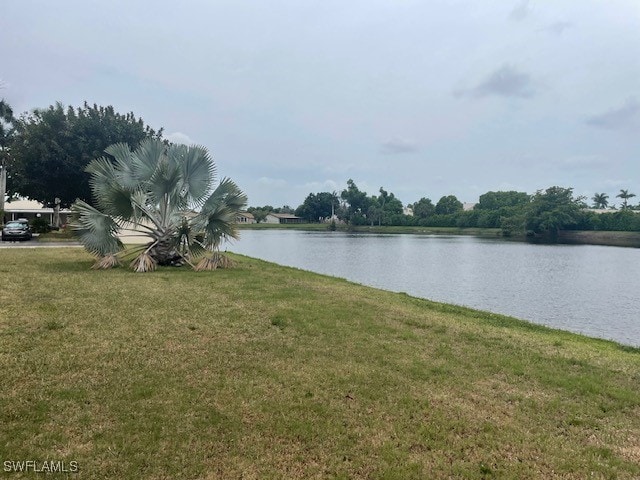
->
3;198;70;226
264;213;305;224
236;212;256;224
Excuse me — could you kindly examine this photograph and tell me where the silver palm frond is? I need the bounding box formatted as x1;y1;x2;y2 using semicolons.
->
71;138;247;271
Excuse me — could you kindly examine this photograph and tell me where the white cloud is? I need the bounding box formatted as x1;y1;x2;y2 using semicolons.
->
257;177;287;187
455;65;536;99
586;98;640;131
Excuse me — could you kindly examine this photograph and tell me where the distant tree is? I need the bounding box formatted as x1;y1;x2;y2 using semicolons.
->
526;186;583;239
9;102;163;208
295;192;339;222
435;195;463;215
616;189;636;209
410;197;435;219
247;205;273;223
366;197;382;226
252;210;268;223
341;179;371;224
372;187;403;226
276;205;295;214
473;191;530;229
475;191;529;210
591;193;609;209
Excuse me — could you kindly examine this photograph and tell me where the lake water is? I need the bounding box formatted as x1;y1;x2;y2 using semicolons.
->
227;230;640;347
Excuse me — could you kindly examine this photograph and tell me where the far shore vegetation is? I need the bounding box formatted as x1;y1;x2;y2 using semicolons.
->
1;247;639;478
1;99;638;246
247;183;640;242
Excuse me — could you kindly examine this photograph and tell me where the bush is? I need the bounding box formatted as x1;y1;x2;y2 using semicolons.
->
500;215;525;237
591;211;640;231
30;217;51;233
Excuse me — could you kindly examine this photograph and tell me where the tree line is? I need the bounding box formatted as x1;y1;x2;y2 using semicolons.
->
1;99;638;237
250;181;640;237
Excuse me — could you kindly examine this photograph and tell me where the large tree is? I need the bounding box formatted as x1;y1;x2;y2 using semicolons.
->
295;191;339;222
474;190;530;229
410;197;435;219
371;187;403;226
341;179;371;224
9;102;162;208
475;191;529;210
526;186;583;238
435;195;463;215
71;139;247;272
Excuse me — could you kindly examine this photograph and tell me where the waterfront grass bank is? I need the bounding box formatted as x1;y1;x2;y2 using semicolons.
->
1;248;638;478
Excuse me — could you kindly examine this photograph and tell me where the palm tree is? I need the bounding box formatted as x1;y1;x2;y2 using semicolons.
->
71;139;247;272
616;189;636;210
591;192;609;209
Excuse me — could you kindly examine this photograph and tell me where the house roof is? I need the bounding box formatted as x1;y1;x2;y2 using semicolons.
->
267;213;301;219
237;211;255;219
4;198;71;213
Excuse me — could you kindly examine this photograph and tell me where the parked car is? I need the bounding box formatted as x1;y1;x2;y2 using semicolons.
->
1;219;33;241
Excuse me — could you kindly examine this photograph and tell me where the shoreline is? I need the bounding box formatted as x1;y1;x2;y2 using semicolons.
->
239;223;640;248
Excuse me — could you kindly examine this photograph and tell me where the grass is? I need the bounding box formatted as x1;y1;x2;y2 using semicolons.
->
1;248;639;478
35;228;78;242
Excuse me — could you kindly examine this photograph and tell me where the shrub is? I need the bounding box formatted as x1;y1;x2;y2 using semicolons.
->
30;217;51;233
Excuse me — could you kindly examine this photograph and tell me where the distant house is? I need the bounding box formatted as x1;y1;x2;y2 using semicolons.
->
264;213;305;224
585;208;623;214
462;202;477;211
3;198;71;226
236;211;256;224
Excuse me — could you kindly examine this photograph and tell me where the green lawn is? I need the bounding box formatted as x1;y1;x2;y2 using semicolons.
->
1;248;639;479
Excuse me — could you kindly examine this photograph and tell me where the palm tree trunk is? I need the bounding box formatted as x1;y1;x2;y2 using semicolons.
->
149;238;183;266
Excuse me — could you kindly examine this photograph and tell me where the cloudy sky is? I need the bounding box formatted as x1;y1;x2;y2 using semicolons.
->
2;0;639;208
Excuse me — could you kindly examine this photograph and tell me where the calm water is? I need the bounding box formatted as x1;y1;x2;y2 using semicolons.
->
227;230;640;347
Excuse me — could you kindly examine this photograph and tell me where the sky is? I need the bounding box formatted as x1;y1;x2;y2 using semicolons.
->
1;0;639;208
